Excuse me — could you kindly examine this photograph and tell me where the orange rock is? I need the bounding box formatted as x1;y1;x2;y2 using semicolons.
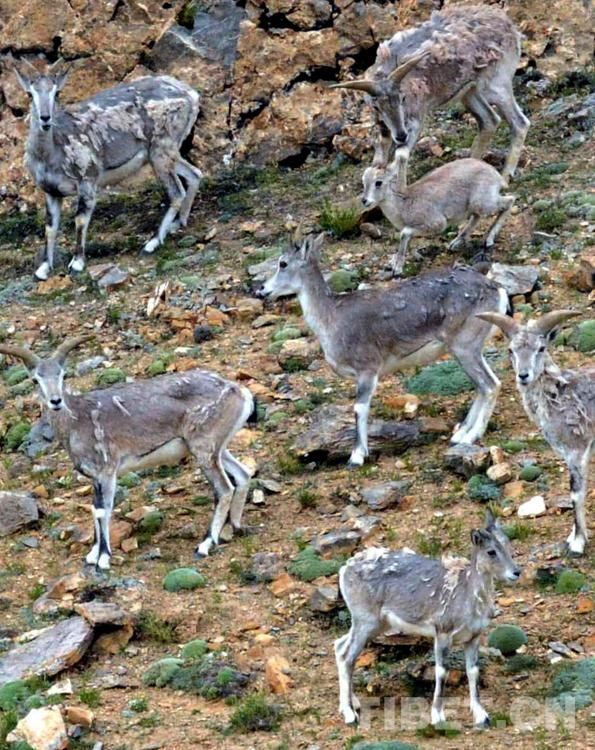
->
503;481;525;500
121;537;138;553
355;650;377;668
36;276;73;295
576;595;594;614
65;705;94;728
93;623;134;654
269;572;296;597
32;484;49;499
265;653;294;694
204;306;229;326
109;520;133;549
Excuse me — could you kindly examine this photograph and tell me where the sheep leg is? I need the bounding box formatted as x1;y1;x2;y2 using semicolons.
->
194;453;235;558
335;618;377;724
565;449;590;555
489;87;530;185
175;159;203;227
224;450;252;533
465;635;490;727
449;332;501;444
68;182;97;274
431;633;450;725
391;227;413;276
372;118;395;167
86;473;116;570
449;214;480;251
484;195;515;248
348;372;378;467
144;149;186;254
463;89;501;160
35;194;62;281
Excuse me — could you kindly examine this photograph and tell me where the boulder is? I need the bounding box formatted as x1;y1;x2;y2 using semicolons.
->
0;491;39;536
309;585;340;613
7;706;68;750
0;616;94;684
361;480;410;511
444;445;491;478
488;263;540;297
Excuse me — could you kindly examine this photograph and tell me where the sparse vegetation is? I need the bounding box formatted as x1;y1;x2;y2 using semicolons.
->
319;200;360;238
230;694;282;733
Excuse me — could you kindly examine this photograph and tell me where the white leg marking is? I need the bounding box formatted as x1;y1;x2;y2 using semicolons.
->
143;237;161;254
34;261;51;281
68;256;86;273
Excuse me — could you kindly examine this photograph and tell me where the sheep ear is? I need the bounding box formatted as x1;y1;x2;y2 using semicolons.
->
13;66;32;93
484;508;497;530
50;58;71;91
471;529;483;547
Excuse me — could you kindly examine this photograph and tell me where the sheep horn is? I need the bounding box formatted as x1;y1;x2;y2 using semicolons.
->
476;312;519;339
52;335;94;364
531;310;581;336
0;343;40;368
388;50;429;84
329;79;383;96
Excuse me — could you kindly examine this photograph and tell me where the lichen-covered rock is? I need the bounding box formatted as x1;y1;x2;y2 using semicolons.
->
163;568;207;592
487;624;528;655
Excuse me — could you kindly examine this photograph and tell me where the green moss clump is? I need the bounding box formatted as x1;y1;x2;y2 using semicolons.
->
519;465;542;482
0;680;33;711
555;569;587;594
229;694;282;732
280;357;307;373
119;472;141;489
406;360;474;396
467;474;501;503
568;320;595;354
534;207;567;232
163;568;207;592
502;440;525;454
96;368;126;387
180;639;209;661
4;421;31;451
272;327;302;343
139;510;164;534
503;654;539;673
146;360;167;376
4;365;29;386
142;658;184;687
550;658;595;710
328;269;359;294
169;658;250;700
487;624;528;655
288;546;343;582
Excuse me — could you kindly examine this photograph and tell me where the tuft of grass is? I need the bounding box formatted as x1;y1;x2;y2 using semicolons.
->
535;207;567;232
3;421;31;451
319;200;360;238
27;582;45;601
138;612;179;644
502;522;533;542
276;452;303;476
128;696;148;713
229;694;282;733
414;531;442;558
296;484;317;509
79;687;101;708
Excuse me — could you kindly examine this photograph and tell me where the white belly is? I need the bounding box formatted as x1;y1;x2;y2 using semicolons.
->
118;438;189;474
383;340;447;374
383;611;436;639
100;149;148;186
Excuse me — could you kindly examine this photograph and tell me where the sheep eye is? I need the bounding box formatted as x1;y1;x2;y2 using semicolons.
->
279;260;288;270
538;346;546;353
31;377;39;384
375;180;383;188
487;549;497;558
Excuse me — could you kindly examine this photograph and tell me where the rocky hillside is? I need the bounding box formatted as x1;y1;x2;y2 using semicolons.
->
0;1;594;749
0;0;593;209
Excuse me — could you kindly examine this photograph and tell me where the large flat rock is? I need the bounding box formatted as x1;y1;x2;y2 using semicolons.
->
0;616;93;686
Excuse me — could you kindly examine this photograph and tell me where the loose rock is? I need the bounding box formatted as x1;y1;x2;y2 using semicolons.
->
488;263;540;297
361;480;410;511
309;585;339;613
0;491;39;536
444;444;491;478
518;495;546;518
